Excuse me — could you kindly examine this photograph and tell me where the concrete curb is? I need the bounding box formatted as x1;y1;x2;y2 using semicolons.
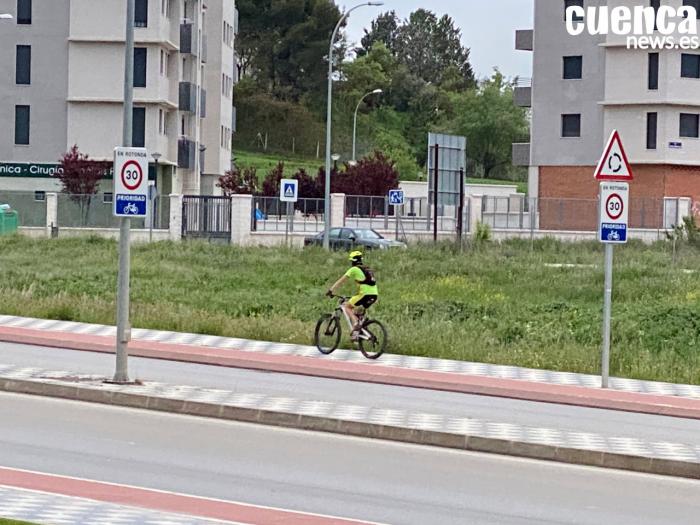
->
3;325;700;420
1;377;697;481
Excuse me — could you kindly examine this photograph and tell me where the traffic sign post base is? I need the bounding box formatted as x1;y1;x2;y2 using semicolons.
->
113;216;131;384
601;243;613;389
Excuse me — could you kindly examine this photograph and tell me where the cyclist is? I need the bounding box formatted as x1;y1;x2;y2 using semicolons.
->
326;251;378;341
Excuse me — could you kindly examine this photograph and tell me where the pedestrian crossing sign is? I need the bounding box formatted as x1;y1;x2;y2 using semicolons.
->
280;179;298;203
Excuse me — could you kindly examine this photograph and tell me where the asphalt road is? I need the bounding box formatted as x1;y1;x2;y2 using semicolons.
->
1;393;698;525
1;342;699;446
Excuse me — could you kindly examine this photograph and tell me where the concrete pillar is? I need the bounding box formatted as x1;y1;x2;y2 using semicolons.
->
330;193;345;228
46;193;58;238
468;195;483;234
169;194;183;241
231;194;253;246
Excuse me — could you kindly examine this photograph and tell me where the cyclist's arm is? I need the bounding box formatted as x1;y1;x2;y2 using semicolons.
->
328;275;348;296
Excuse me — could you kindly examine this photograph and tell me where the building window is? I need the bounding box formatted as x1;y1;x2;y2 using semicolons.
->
680;113;700;137
683;0;700;19
135;0;148;27
648;53;659;90
160;49;167;76
651;0;661;29
14;105;30;145
159;109;165;134
134;47;147;87
34;191;45;202
563;56;582;79
646;112;658;150
564;0;584;21
103;193;114;204
133;107;146;147
681;53;700;78
17;0;31;24
561;114;581;138
16;45;31;85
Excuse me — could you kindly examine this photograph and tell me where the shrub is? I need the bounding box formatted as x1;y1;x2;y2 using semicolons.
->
217;166;259;195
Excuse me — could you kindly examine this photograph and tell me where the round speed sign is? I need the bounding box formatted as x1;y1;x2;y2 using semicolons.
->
121;160;143;191
605;193;624;221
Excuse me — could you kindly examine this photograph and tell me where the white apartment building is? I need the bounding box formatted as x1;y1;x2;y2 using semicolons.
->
0;0;237;197
515;0;700;229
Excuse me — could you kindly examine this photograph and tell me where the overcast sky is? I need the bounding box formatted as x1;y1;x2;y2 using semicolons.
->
343;0;534;80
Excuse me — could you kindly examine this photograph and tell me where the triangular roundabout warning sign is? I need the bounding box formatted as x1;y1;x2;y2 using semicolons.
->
595;130;633;181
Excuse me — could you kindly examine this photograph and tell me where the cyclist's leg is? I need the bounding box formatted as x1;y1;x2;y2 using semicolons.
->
346;295;364;332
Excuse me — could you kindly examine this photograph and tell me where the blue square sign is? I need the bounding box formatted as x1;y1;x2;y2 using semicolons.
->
600;223;627;243
389;189;404;205
115;194;147;217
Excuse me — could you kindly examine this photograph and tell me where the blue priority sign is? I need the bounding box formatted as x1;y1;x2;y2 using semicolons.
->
388;189;404;205
115;194;147;216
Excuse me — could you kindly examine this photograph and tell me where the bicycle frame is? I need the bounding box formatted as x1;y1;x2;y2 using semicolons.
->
336;302;372;341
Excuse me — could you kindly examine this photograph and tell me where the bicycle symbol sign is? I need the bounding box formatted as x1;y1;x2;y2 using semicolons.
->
113;147;149;218
121;160;143;191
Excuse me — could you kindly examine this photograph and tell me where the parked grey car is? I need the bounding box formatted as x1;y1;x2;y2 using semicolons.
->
304;228;407;250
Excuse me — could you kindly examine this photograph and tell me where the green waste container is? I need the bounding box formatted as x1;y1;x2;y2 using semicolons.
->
0;205;19;236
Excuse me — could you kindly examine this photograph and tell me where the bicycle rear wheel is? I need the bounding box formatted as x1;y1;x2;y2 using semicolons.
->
314;314;341;355
358;320;387;360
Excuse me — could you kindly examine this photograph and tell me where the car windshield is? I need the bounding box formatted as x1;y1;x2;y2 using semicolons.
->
354;229;382;240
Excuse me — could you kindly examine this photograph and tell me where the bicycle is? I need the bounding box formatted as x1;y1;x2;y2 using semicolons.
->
314;295;388;360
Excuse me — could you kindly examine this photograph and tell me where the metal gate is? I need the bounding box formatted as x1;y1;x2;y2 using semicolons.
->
182;196;231;242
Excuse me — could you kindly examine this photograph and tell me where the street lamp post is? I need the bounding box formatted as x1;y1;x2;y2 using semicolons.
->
150;152;161;243
352;89;383;163
323;1;383;250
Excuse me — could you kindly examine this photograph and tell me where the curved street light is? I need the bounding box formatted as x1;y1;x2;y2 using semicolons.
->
352;88;383;163
323;1;384;250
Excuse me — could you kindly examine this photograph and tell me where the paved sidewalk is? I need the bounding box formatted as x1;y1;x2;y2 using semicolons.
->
1;363;698;479
1;314;698;400
0;485;231;525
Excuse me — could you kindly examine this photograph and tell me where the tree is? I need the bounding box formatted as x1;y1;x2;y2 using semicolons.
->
395;9;475;88
449;71;530;179
217;166;259;195
56;145;109;226
236;0;344;101
357;11;400;56
330;152;399;196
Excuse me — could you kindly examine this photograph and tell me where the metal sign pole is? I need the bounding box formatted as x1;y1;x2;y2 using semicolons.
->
601;243;614;388
433;144;439;243
114;0;135;384
285;201;291;247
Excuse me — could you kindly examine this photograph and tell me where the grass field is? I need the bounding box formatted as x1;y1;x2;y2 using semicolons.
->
234;149;528;193
0;235;698;384
0;519;35;525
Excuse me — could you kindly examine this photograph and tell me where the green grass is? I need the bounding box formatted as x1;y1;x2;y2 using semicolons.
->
0;519;37;525
235;149;528;193
234;149;324;177
0;235;698;384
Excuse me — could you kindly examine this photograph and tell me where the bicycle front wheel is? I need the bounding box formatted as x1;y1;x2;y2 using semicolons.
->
359;320;387;360
314;314;341;355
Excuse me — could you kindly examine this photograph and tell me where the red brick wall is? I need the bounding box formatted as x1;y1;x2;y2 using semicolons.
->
538;165;700;230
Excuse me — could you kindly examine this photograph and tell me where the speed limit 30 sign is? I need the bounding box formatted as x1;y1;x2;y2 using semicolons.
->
114;147;149;218
599;182;629;244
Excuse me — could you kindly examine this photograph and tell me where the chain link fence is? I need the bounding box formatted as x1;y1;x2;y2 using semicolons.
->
0;191;47;227
251;196;325;233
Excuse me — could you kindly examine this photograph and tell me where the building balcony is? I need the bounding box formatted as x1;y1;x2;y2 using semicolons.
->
512;143;531;167
178;138;196;169
514;79;532;107
515;29;533;51
179;82;197;112
180;22;197;55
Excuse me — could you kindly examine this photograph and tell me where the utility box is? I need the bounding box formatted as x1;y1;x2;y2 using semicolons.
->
0;205;19;236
